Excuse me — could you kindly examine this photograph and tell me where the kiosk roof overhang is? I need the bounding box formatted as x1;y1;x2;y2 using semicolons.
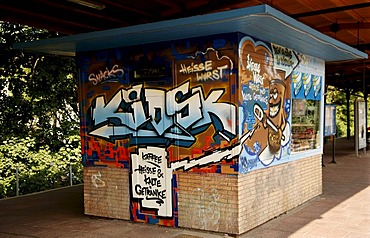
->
15;4;367;61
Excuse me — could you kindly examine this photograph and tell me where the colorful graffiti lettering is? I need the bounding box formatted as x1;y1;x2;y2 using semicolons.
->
177;48;234;82
88;64;124;85
178;60;228;81
89;81;236;146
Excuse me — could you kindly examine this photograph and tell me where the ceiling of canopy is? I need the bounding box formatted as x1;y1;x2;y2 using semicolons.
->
1;0;369;93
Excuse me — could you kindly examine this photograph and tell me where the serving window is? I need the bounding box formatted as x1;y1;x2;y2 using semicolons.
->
291;99;320;152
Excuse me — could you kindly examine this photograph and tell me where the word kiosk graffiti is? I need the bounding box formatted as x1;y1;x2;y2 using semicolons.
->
89;81;236;146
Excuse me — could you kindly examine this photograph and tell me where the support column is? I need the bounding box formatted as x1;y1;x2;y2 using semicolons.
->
346;88;351;140
363;61;368;145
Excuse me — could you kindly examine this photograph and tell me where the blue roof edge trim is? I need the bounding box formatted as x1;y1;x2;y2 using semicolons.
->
14;4;367;62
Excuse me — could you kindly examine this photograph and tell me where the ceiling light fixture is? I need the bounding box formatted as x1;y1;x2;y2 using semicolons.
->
66;0;105;10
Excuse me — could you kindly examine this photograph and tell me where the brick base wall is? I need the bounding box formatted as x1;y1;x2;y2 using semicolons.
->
176;172;239;234
238;155;322;234
176;155;322;234
84;167;130;220
83;155;322;235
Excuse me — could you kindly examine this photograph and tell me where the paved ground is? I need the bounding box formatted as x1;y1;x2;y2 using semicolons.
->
0;138;369;238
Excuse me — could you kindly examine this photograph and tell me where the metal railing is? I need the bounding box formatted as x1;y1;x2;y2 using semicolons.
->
12;163;80;197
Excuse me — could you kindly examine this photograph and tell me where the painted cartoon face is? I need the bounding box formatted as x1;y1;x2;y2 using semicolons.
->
268;80;285;119
269;86;281;118
267;80;286;154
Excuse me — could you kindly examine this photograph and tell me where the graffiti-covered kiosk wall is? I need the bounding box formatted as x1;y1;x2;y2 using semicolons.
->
80;32;323;234
17;5;366;236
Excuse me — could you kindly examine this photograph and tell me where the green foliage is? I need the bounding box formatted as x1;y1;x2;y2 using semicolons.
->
0;22;78;151
0;135;82;198
326;86;350;137
326;86;369;138
0;22;81;198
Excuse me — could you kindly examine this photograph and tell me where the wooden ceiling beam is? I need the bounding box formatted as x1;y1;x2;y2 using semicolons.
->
39;0;128;25
291;2;370;18
155;0;183;17
155;0;182;10
327;59;369;67
99;0;156;17
326;0;365;23
0;5;101;32
161;0;257;19
0;14;79;35
316;22;370;33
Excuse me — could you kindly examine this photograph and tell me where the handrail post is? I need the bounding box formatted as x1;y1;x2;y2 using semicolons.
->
16;166;19;196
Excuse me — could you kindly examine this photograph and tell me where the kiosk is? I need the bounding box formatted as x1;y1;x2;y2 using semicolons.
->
17;5;367;235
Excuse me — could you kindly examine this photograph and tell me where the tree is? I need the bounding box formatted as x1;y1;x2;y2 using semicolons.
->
325;85;369;138
0;22;79;151
0;22;81;198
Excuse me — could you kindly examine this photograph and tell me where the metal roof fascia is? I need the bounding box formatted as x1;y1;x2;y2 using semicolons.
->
14;4;367;61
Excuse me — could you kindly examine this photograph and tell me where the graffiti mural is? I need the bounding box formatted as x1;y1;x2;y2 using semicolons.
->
79;34;240;226
238;36;295;171
238;35;323;173
78;33;324;226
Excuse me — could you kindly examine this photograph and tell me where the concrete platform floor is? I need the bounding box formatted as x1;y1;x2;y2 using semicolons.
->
0;137;369;238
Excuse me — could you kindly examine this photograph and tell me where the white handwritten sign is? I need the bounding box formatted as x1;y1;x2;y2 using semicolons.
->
131;146;172;217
